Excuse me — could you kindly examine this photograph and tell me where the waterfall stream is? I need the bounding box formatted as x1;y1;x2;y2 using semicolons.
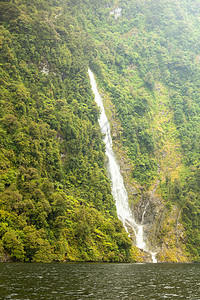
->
88;69;157;262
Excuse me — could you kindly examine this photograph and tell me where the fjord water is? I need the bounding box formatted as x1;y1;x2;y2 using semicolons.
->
88;69;155;260
1;263;200;299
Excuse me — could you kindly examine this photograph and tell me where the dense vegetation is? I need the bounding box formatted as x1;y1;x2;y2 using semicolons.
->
68;0;200;261
0;0;135;262
0;0;200;262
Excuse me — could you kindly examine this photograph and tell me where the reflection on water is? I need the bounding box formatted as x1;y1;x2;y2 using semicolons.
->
0;263;199;299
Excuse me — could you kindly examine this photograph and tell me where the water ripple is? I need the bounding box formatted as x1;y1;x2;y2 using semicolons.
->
0;263;200;299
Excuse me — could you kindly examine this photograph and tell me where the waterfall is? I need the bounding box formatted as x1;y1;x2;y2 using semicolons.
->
88;69;157;263
141;201;149;225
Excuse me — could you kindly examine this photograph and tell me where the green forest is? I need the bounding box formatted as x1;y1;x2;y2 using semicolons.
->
0;0;200;262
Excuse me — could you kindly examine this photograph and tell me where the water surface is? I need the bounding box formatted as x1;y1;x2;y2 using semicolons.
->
0;263;199;299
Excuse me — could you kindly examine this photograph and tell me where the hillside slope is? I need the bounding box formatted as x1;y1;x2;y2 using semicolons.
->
0;0;200;263
0;0;136;262
70;0;200;261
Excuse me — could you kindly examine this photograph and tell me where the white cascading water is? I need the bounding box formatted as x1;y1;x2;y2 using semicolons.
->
88;69;157;262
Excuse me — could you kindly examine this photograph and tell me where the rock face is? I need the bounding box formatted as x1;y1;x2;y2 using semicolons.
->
134;190;164;250
133;188;188;262
0;251;12;262
109;7;122;19
101;88;189;262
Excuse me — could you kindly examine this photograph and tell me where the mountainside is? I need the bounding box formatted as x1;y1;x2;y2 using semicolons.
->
0;0;136;262
77;0;200;262
0;0;200;262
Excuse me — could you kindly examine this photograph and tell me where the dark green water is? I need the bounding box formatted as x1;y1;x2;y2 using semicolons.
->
0;263;199;299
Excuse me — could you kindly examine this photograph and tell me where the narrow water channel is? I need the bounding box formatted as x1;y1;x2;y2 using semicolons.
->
88;69;156;261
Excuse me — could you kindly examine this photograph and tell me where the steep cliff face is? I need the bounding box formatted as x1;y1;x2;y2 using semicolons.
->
78;0;200;262
1;0;200;262
101;88;189;262
0;0;135;263
134;191;188;262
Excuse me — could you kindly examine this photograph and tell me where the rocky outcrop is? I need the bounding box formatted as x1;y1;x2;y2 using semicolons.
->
133;188;188;262
100;87;189;262
109;7;122;19
0;249;12;262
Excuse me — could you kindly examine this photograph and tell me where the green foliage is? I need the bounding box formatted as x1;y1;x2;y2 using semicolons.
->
1;0;200;262
2;229;25;261
0;0;135;262
161;168;200;261
70;0;200;259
